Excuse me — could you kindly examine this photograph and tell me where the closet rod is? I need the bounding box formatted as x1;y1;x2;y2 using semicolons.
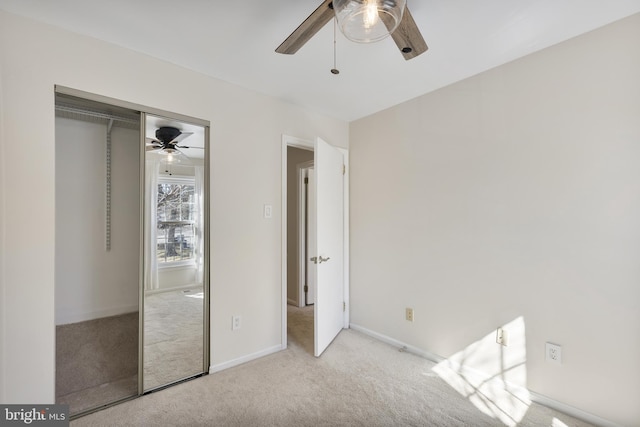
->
55;104;139;125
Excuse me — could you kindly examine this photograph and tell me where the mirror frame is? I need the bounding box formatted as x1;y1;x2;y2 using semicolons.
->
140;112;210;392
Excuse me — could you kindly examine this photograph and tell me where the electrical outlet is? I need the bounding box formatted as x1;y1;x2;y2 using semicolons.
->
232;315;242;331
496;327;508;346
546;342;562;365
405;308;414;322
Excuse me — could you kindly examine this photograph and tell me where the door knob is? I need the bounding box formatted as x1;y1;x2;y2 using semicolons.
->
318;256;330;264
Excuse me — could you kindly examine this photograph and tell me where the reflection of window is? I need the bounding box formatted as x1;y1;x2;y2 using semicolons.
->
157;178;196;265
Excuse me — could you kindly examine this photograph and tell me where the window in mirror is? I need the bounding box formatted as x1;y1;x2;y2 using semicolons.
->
156;178;197;265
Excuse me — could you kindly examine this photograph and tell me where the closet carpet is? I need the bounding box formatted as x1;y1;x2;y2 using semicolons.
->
56;312;138;414
72;305;595;427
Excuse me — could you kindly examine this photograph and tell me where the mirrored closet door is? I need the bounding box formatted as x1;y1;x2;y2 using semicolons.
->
142;113;209;391
54;88;210;417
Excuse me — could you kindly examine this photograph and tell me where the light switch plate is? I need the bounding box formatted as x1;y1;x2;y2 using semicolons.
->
263;204;272;219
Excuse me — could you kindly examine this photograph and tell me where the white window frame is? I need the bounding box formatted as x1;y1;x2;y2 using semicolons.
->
156;175;197;269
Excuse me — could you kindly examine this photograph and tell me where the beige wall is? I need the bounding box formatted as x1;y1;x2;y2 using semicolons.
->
286;147;314;306
350;14;640;426
0;10;348;403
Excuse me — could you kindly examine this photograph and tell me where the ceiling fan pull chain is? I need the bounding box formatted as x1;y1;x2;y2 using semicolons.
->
331;17;340;75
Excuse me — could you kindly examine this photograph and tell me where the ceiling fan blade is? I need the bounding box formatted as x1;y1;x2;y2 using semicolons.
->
145;137;163;151
171;132;194;143
384;7;428;60
175;145;204;149
276;0;335;55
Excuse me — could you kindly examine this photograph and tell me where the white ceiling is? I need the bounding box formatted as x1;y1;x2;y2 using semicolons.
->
2;0;640;121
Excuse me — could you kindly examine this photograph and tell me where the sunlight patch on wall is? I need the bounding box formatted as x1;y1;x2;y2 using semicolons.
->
432;316;529;427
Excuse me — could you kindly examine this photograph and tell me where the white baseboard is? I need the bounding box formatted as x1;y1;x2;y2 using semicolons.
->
287;298;297;306
349;323;621;427
56;304;138;325
529;391;622;427
209;344;282;374
349;323;444;363
145;284;201;295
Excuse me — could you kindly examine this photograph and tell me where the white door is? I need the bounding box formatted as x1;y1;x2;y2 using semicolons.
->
313;137;344;357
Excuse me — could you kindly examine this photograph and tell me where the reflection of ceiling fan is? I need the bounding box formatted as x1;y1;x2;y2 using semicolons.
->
146;127;202;161
276;0;427;60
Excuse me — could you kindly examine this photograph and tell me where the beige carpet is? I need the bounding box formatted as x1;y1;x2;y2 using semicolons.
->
57;288;205;416
72;305;595;427
56;312;138;415
143;288;205;390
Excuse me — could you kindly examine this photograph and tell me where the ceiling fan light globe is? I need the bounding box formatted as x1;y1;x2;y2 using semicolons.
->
159;147;179;162
333;0;406;43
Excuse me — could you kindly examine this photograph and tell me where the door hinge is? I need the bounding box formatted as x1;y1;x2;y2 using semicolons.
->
343;164;346;175
343;302;346;312
304;177;309;184
304;285;308;293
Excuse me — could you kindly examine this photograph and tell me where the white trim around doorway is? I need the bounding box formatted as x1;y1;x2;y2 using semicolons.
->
281;135;350;351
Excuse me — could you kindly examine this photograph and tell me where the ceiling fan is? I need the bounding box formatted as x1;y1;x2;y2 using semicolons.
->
146;126;202;162
276;0;427;60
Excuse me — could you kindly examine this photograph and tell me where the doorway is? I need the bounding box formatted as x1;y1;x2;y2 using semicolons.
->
281;135;350;357
286;150;314;308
